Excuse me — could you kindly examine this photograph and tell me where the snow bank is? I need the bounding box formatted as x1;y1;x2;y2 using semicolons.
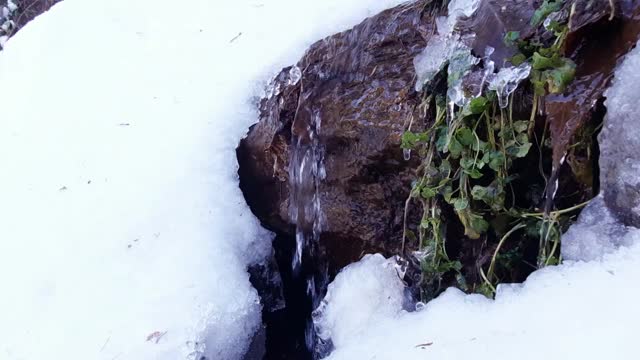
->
0;0;406;359
317;41;640;360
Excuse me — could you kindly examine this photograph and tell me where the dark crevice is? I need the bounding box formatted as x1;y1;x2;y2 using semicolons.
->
260;233;313;360
238;144;314;360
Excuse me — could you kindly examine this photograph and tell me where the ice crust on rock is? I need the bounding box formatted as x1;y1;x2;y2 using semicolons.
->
319;40;640;360
413;0;481;91
562;40;640;261
0;0;408;359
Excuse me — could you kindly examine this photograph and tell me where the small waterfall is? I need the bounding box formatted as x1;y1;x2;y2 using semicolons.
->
288;105;327;356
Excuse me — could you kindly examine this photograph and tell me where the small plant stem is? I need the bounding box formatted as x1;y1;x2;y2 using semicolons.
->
520;199;591;218
479;266;496;295
528;93;538;137
545;228;560;266
487;223;526;280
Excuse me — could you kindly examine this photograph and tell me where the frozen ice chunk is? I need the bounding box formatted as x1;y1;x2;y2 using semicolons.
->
562;40;640;261
414;0;481;91
288;65;302;86
447;45;480;106
7;0;18;12
487;62;531;108
413;34;456;91
562;196;637;261
597;40;640;227
313;254;406;348
437;0;482;34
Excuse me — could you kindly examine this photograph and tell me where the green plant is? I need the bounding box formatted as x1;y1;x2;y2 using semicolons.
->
404;0;591;299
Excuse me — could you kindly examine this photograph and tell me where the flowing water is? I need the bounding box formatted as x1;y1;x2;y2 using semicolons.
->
288;105;328;357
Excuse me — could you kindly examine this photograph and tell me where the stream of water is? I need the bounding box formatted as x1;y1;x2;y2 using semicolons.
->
288;105;327;356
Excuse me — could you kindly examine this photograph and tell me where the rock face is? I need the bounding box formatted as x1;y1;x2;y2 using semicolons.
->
238;1;433;274
238;0;640;283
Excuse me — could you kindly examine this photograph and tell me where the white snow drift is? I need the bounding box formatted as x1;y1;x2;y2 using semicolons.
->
316;40;640;360
0;0;406;359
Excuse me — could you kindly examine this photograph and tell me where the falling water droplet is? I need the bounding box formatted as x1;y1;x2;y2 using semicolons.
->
403;148;411;161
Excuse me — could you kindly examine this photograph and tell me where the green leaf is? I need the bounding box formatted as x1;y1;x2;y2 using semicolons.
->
511;53;527;66
460;157;475;170
421;187;437;199
401;131;418;149
456;127;475;147
487;151;506;171
546;61;576;93
531;0;562;26
503;31;520;46
471;182;505;211
471;185;489;201
469;214;489;234
516;132;529;144
442;185;454;202
456;209;489;239
531;70;547;95
464;167;483;179
469;96;489;114
437;260;463;273
448;137;464;158
436;126;448;152
513;120;529;133
532;52;563;70
471;139;489;152
513;142;533;158
439;159;452;174
454;198;469;211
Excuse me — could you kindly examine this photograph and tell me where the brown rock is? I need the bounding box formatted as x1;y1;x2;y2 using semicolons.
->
237;1;435;274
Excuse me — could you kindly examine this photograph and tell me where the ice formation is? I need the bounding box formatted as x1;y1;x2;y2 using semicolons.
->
0;0;407;359
413;0;481;91
317;40;640;360
0;0;17;48
562;37;640;262
487;62;532;108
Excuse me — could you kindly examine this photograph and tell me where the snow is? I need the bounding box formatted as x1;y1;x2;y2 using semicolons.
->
313;254;407;349
317;41;640;360
0;0;407;359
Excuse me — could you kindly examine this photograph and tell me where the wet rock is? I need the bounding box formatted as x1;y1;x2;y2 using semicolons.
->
460;0;535;68
238;1;434;275
545;0;640;219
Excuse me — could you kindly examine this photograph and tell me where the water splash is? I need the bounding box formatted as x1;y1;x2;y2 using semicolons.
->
289;108;325;272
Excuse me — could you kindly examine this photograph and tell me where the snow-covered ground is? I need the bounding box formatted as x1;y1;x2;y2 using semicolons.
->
316;40;640;360
0;0;406;359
